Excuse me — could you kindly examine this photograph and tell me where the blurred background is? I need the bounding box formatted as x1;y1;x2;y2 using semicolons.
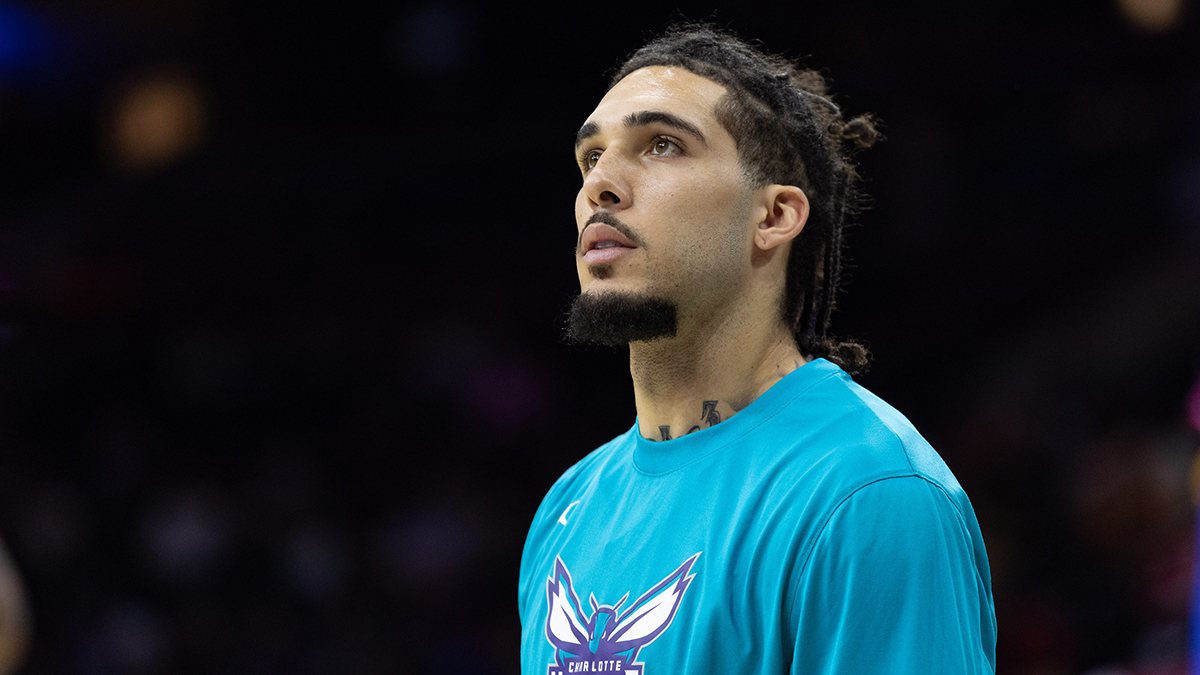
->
0;0;1198;672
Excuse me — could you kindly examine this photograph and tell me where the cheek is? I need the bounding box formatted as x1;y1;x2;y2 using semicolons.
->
652;176;751;279
573;190;588;250
574;189;589;223
655;175;745;239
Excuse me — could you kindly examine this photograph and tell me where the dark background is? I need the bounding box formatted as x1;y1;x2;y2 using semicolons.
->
1;0;1199;672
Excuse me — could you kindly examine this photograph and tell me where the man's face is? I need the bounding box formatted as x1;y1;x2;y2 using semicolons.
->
573;67;755;325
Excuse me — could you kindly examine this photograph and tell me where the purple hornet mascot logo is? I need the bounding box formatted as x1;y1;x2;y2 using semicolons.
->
544;552;701;674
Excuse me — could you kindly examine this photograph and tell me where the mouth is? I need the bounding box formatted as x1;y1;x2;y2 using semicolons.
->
579;222;637;265
583;241;634;264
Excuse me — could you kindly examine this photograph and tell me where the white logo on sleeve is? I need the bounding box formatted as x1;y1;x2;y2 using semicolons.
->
558;501;581;526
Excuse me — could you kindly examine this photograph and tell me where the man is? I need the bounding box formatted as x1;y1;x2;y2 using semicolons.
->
519;24;996;674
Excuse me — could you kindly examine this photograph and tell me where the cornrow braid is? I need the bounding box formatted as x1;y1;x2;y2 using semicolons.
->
610;24;879;375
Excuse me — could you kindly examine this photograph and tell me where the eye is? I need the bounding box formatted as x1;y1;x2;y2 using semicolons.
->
581;149;602;171
649;137;681;156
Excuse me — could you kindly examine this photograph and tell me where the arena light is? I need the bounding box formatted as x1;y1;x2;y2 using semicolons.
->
1116;0;1185;32
105;72;205;171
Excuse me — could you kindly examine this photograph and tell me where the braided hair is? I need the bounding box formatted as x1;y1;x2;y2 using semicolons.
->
611;24;879;375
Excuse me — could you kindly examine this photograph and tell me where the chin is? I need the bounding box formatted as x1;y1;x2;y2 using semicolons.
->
564;287;679;347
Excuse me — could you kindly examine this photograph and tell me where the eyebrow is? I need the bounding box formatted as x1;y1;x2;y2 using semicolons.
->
574;110;707;149
574;121;600;149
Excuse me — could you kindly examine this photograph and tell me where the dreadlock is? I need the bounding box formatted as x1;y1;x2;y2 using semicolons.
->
611;24;879;375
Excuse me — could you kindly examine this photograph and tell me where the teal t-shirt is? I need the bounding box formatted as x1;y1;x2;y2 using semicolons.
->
519;358;997;674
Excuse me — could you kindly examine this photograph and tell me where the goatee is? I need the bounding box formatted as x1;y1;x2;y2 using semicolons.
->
564;291;678;347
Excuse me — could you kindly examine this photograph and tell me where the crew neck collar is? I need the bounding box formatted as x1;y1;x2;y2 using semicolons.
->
630;358;840;475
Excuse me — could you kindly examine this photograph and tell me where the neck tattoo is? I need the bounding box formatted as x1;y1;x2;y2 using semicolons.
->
655;400;722;441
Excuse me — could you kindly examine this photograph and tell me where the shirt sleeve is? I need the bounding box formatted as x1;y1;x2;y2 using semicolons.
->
789;475;996;674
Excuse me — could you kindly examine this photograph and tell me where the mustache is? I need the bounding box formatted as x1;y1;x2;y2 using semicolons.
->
576;212;644;257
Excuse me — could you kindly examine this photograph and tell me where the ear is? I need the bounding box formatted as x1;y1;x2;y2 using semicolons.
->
754;185;809;251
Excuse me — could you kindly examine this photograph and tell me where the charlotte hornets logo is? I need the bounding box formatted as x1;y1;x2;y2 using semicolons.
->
544;553;700;674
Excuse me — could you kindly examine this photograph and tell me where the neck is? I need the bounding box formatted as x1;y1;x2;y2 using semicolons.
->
629;304;806;442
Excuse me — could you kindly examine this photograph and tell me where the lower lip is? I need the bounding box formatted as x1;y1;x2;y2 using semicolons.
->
582;246;633;264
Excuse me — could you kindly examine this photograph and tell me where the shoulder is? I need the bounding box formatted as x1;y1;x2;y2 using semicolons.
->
775;363;968;507
806;474;978;568
765;363;989;588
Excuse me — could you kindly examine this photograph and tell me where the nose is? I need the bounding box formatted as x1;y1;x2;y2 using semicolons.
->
582;153;630;211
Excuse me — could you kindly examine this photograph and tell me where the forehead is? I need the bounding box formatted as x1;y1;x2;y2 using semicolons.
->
586;66;728;128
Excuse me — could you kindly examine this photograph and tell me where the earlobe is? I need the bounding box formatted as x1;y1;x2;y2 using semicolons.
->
755;185;809;251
